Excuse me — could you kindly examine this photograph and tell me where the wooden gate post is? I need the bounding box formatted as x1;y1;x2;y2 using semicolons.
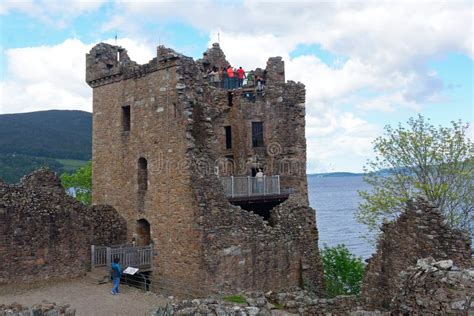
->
91;245;95;269
106;247;111;267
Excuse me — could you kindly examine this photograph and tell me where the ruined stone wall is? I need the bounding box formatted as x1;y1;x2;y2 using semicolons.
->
0;169;126;284
391;257;474;314
361;197;472;309
188;78;323;294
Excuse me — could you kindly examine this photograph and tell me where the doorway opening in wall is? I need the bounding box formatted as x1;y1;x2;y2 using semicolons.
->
136;219;151;246
227;91;233;106
251;168;258;177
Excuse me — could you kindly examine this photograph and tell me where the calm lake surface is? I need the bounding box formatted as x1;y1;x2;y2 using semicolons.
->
308;175;375;259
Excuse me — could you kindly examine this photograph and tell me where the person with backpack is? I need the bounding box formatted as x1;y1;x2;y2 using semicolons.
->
111;257;122;295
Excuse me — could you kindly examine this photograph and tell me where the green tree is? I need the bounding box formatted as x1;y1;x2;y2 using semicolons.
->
321;244;365;297
357;115;473;234
60;161;92;205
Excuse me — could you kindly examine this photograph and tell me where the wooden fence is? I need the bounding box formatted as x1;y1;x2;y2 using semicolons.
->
91;244;153;269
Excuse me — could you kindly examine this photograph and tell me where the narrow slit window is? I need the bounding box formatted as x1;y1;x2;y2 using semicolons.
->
225;126;232;149
172;103;178;118
138;157;148;191
227;91;233;107
252;122;264;147
122;105;131;132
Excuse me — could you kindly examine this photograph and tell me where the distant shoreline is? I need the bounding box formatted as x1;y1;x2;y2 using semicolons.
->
308;172;364;178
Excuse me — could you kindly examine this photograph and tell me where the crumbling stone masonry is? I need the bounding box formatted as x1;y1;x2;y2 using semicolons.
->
360;197;472;309
0;169;126;283
391;257;474;314
86;42;323;296
0;301;75;316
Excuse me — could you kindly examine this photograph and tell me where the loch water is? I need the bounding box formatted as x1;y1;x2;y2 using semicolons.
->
308;175;375;259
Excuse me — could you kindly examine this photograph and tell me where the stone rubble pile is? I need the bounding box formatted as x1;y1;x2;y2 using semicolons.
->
0;301;75;316
391;257;474;314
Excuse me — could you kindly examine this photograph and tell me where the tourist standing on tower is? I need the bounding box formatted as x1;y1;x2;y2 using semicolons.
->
237;67;246;87
227;66;235;89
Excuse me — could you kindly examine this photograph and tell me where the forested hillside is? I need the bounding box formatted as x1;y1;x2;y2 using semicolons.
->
0;110;91;183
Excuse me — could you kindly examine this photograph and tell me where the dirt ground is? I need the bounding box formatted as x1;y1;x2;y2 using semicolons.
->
0;277;167;316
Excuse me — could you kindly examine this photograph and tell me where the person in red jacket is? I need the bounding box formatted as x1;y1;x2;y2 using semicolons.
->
237;67;246;87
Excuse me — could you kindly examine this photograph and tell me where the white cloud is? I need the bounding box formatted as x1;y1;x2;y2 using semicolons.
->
1;1;472;172
110;1;472;112
306;111;379;173
189;1;471;172
0;38;154;114
0;0;107;27
210;32;294;70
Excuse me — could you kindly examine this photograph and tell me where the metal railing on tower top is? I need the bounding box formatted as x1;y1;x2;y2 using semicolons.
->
206;71;266;90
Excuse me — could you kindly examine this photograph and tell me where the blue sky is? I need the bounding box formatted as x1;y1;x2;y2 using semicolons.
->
0;0;472;173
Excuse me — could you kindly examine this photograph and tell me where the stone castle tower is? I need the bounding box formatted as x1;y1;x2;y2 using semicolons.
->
86;42;323;296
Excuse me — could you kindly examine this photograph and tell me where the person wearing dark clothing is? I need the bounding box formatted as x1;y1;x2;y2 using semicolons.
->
111;257;122;295
223;67;229;89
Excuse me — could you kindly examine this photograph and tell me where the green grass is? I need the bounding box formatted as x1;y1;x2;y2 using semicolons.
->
223;295;246;304
56;159;89;172
274;303;284;310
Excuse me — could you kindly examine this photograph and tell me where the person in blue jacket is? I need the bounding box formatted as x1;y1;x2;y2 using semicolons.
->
111;257;122;295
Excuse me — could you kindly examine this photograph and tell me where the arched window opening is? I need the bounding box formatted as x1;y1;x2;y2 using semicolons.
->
136;219;151;246
138;157;148;191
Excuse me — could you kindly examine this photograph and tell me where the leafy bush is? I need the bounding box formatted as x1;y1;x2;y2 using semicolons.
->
60;161;92;205
321;244;365;298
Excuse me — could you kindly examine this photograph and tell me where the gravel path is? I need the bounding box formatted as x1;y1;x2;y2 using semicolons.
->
0;278;167;316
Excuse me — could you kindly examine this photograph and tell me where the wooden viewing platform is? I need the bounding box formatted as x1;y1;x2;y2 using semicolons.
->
227;193;290;204
91;244;153;271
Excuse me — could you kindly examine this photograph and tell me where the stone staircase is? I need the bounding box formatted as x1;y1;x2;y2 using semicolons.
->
86;266;110;285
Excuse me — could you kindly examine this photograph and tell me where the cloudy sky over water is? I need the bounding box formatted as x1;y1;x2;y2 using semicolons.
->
0;0;472;173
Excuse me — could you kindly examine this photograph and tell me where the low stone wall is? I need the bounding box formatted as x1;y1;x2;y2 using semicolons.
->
149;290;390;316
0;301;75;316
266;289;359;315
391;257;474;314
0;169;127;284
361;197;472;309
150;297;271;316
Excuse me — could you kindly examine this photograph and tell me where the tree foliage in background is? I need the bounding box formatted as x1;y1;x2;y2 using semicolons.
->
321;244;365;298
60;161;92;205
357;115;473;235
0;154;64;183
